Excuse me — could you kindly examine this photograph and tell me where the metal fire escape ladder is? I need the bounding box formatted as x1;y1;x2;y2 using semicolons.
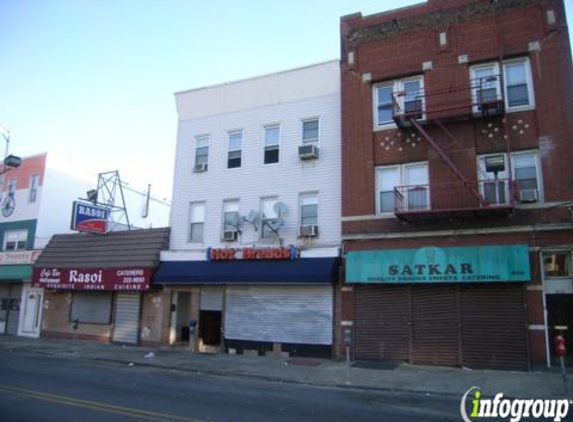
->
409;118;487;207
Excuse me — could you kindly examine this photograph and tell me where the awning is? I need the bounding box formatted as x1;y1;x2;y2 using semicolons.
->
154;258;339;285
0;265;33;281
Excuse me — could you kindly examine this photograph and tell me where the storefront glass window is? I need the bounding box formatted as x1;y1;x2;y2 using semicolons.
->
544;252;572;278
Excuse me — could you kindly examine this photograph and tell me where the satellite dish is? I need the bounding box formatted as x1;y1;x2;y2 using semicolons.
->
248;210;259;221
273;202;287;216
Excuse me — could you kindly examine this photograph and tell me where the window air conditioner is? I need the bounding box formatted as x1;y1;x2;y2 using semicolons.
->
519;188;538;203
298;144;319;160
193;163;208;173
298;225;318;237
221;230;238;241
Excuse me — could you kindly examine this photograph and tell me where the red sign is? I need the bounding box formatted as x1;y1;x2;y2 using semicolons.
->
208;246;299;261
32;267;153;291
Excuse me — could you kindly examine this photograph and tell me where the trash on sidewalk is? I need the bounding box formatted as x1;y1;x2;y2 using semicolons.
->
128;362;134;367
144;352;155;359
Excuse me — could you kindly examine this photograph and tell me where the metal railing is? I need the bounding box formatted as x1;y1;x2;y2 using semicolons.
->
393;178;517;215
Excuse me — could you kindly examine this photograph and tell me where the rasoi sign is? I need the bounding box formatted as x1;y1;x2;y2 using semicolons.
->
346;244;530;284
32;267;153;291
71;201;109;234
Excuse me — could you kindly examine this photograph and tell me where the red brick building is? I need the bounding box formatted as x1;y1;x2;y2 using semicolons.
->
339;0;573;370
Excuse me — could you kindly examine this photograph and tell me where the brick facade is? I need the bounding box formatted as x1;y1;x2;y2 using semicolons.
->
339;0;573;368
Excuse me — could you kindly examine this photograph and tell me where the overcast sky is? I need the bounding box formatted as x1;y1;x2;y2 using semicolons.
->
1;0;572;201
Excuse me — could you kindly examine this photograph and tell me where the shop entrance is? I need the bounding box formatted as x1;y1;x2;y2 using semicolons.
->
170;291;193;345
199;287;223;353
546;295;573;365
18;287;43;338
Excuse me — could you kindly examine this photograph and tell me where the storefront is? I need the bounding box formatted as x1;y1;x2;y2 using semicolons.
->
0;250;42;337
30;228;170;344
345;244;531;370
155;246;339;358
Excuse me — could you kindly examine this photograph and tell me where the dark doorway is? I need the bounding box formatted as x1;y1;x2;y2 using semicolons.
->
547;294;573;365
200;310;221;346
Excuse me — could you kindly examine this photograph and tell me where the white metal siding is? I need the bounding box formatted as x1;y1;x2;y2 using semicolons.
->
112;292;141;344
224;285;333;345
168;62;341;254
200;286;223;311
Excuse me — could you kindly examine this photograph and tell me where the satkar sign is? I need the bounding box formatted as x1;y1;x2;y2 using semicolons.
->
32;267;153;291
346;244;531;284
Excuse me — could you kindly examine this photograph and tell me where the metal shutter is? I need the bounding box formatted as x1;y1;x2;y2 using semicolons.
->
112;292;142;344
460;284;528;370
411;285;459;366
354;285;410;360
201;286;223;311
225;285;333;345
71;291;113;324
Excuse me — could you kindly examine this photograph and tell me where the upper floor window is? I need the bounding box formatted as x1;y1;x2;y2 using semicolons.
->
300;193;318;226
189;202;205;243
477;151;542;204
8;178;16;196
302;119;319;144
376;162;429;214
264;125;280;164
470;58;534;113
29;174;39;203
195;135;209;170
374;76;424;129
222;200;239;240
3;229;27;251
260;197;278;240
228;131;242;169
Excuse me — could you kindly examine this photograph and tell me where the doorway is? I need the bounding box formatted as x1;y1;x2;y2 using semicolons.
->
170;291;193;345
18;287;43;338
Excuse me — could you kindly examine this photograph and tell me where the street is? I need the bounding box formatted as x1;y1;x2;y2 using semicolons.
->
0;349;462;422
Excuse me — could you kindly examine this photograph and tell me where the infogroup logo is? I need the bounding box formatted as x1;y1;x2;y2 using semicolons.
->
460;386;571;422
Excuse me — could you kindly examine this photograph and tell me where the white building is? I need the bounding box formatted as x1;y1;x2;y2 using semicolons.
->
0;152;170;338
156;61;341;357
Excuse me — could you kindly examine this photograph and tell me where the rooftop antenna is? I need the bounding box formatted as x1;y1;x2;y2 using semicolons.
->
83;170;131;231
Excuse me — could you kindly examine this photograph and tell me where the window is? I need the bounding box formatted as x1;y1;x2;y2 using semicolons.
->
228;131;242;169
3;229;27;251
373;76;424;128
543;252;572;278
477;151;542;204
505;60;532;108
29;174;39;203
260;198;278;239
300;194;318;226
195;135;209;168
8;179;16;196
70;291;113;324
376;163;429;214
189;202;205;243
264;125;280;164
223;200;240;233
302;119;319;144
470;58;534;112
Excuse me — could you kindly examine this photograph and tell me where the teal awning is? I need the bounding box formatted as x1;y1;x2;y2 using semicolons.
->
0;265;33;281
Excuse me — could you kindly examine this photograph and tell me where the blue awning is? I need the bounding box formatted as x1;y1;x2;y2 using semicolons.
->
153;258;339;285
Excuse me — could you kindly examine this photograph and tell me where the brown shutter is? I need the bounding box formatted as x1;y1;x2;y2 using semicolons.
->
460;284;528;371
411;285;460;366
354;285;409;360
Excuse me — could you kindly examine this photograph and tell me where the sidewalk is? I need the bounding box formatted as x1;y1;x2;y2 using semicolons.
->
1;335;570;399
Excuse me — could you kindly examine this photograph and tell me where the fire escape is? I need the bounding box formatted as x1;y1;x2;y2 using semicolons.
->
390;73;517;221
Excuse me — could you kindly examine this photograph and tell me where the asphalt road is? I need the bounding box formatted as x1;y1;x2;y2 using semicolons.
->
0;349;462;422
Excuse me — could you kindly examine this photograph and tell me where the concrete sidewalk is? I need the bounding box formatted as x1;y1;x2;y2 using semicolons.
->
0;335;570;399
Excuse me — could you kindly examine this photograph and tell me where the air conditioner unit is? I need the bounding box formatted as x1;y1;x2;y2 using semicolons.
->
298;225;318;237
298;144;319;160
221;230;238;241
193;163;208;173
519;188;538;203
